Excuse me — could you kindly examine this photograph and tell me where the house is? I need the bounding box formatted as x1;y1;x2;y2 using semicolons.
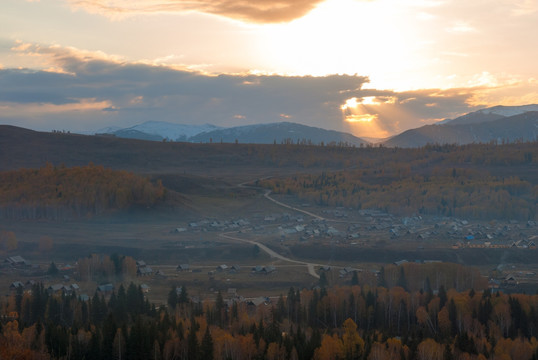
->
227;288;237;297
246;296;270;307
394;260;408;266
216;264;228;272
320;265;331;272
47;284;65;295
137;266;153;276
140;284;150;293
503;274;518;287
252;265;276;274
230;265;241;273
10;281;24;290
5;256;29;267
97;283;114;293
176;264;190;272
137;260;153;276
70;284;80;292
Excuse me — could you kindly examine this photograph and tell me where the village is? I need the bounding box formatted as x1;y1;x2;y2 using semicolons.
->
2;197;537;308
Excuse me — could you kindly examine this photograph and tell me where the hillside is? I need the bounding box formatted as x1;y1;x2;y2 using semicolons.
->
0;125;366;178
443;104;538;125
2;125;537;221
384;111;538;147
0;164;165;220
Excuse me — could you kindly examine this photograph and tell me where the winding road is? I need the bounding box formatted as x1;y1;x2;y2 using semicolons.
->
263;190;325;221
218;180;356;279
218;231;321;279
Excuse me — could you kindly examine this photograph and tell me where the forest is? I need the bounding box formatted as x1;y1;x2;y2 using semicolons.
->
2;275;538;360
0;163;166;220
259;142;538;221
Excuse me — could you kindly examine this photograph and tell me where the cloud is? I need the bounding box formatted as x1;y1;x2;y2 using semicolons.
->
340;88;483;137
4;42;525;138
67;0;325;23
1;43;370;132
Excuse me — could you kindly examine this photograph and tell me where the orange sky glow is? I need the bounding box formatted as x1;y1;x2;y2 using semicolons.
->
1;0;538;138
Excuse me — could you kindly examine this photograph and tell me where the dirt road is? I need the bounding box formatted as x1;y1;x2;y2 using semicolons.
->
219;231;321;279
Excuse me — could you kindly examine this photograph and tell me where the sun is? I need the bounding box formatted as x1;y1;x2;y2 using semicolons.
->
257;0;420;87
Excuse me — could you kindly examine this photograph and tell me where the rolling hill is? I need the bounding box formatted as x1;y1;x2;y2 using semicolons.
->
384;110;538;147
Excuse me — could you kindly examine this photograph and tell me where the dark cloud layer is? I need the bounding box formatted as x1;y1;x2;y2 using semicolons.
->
69;0;325;23
0;45;481;137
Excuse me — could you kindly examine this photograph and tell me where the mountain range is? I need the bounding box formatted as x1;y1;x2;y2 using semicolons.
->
383;105;538;147
81;104;538;148
94;121;369;146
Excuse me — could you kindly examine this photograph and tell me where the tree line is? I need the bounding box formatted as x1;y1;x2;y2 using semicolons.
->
0;163;166;220
1;279;537;359
260;164;537;221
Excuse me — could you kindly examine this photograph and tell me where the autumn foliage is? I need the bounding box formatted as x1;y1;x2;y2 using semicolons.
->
1;278;538;360
0;163;166;219
259;142;538;221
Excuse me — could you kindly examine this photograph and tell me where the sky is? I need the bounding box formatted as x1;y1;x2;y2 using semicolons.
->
1;0;538;138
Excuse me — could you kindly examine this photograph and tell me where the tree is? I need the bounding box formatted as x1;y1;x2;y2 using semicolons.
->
47;262;59;276
201;326;214;360
167;287;178;310
377;266;387;288
396;267;407;290
187;317;199;360
314;334;344;360
351;271;359;286
319;272;328;288
342;318;364;360
417;339;443;360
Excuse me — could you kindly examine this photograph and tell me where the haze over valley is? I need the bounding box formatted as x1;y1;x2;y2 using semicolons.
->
1;1;538;359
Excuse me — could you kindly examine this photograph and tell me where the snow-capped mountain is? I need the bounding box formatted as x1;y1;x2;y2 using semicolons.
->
189;122;369;146
112;121;220;141
94;121;369;145
442;104;538;126
476;104;538;117
383;111;538;147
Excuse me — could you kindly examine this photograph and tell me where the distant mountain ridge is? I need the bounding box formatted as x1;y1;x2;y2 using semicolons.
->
95;121;220;141
440;104;538;126
92;121;369;146
384;105;538;147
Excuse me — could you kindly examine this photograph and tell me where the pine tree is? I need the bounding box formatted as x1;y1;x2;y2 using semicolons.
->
396;267;407;290
377;266;387;287
201;326;214;360
167;287;178;310
351;271;359;286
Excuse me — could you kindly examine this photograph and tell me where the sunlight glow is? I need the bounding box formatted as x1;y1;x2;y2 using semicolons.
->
257;0;426;88
340;97;360;111
345;114;377;123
